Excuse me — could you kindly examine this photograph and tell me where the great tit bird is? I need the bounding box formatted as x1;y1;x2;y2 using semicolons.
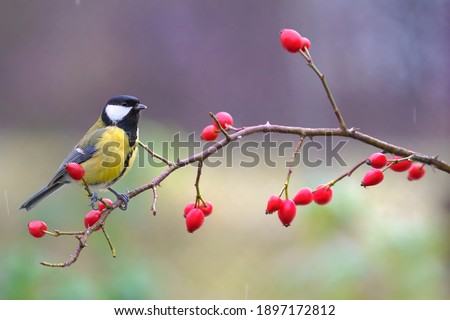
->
20;95;147;211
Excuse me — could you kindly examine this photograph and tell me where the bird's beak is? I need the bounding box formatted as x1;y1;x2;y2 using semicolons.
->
134;103;147;111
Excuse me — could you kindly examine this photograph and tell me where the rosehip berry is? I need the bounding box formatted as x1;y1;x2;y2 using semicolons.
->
277;199;296;227
389;156;412;172
361;169;384;187
368;153;387;169
28;220;48;238
313;185;333;205
280;29;303;53
293;187;313;205
84;210;102;231
185;208;205;233
183;202;196;218
265;195;283;214
302;37;311;50
98;198;113;211
201;125;219;141
198;201;213;217
408;163;426;181
213;112;234;131
65;163;85;180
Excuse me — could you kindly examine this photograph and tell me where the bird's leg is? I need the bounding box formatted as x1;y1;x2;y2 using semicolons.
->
107;187;129;211
89;192;99;210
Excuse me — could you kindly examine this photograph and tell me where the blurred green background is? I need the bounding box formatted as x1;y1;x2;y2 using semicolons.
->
0;0;449;299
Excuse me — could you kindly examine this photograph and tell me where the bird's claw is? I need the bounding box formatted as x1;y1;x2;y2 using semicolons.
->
108;187;129;211
117;193;129;211
89;192;99;210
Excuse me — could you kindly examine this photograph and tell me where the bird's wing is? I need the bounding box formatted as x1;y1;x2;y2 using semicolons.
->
47;128;108;186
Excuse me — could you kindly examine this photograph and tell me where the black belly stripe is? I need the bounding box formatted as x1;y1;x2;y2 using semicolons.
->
109;146;135;186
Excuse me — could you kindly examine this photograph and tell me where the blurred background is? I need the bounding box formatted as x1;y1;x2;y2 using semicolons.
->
0;0;449;299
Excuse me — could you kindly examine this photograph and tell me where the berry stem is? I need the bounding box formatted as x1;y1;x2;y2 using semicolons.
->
279;135;306;200
82;178;92;198
194;160;207;207
101;226;116;258
382;154;415;173
387;154;415;163
381;163;393;173
328;157;369;187
43;230;84;237
299;50;347;130
209;112;232;141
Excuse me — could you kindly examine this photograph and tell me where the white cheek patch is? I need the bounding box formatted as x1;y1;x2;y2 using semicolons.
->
105;104;133;122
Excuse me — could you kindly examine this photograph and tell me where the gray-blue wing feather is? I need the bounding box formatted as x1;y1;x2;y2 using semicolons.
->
47;145;97;185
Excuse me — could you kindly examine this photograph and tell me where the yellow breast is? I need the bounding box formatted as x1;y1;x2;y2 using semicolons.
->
81;126;137;188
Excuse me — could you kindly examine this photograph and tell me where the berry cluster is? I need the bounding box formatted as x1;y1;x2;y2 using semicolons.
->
361;153;426;187
280;29;311;53
183;201;214;233
266;184;333;227
83;198;113;231
201;112;234;141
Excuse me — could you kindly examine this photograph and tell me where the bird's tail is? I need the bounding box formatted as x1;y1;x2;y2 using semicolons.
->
19;183;66;211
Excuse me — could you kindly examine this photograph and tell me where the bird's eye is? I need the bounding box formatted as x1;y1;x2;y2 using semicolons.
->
122;102;127;106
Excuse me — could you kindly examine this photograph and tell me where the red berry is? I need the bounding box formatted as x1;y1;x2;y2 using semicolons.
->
277;199;296;227
293;187;313;205
185;208;205;233
98;198;113;211
266;195;283;214
389;156;412;172
198;201;213;217
84;210;102;231
302;37;311;50
28;220;48;238
183;202;196;218
361;169;384;187
201;125;219;141
408;163;426;181
313;185;333;205
65;163;85;180
280;29;303;53
213;112;234;131
368;153;387;169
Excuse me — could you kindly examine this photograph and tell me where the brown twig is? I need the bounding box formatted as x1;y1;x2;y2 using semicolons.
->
194;160;206;207
328;158;370;187
101;227;116;258
299;50;347;130
209;112;232;141
138;140;174;166
150;185;158;216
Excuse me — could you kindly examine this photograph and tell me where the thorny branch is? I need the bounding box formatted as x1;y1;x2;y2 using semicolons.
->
39;43;449;268
41;123;449;267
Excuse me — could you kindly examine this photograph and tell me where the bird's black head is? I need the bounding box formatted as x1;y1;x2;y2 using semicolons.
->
101;95;147;146
102;95;147;126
